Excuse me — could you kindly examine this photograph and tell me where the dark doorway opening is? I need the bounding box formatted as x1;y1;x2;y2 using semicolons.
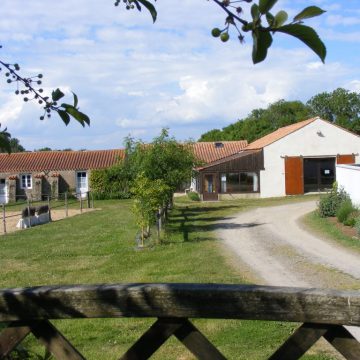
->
303;158;335;192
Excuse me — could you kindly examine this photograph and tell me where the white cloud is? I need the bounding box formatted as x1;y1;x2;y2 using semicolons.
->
326;15;360;26
344;80;360;93
0;95;24;129
0;0;359;149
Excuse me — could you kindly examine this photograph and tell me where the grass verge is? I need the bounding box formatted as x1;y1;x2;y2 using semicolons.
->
303;211;360;253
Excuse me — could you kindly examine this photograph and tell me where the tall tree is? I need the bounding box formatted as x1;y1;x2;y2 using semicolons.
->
9;138;25;152
199;100;311;142
307;88;360;133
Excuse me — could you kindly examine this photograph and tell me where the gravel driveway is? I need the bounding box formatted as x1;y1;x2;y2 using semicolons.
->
217;200;360;341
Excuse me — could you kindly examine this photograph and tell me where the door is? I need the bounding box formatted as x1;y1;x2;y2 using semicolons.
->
202;173;218;201
76;171;88;198
303;158;335;192
285;157;304;195
0;179;7;204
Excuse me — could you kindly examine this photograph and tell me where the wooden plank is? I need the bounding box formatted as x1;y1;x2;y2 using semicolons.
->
174;319;226;360
120;318;183;360
323;325;360;360
0;284;360;326
285;156;304;195
29;320;86;360
268;323;329;360
0;322;31;358
337;154;355;164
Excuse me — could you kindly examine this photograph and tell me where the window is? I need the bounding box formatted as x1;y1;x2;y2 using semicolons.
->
76;172;87;189
240;172;259;192
219;172;259;193
227;173;240;192
20;174;32;189
220;174;227;193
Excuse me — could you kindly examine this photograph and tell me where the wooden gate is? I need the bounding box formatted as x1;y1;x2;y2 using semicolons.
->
285;156;304;195
0;283;360;360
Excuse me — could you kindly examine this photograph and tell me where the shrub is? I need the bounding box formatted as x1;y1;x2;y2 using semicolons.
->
355;217;360;236
318;183;350;217
344;216;356;227
336;199;355;224
90;162;132;200
92;190;131;200
187;191;200;201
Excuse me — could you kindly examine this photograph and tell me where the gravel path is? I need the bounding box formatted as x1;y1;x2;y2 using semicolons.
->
217;200;360;341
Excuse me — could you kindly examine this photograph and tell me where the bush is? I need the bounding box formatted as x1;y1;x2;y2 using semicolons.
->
92;190;131;200
187;191;200;201
336;199;355;224
90;162;132;200
344;216;356;227
318;183;350;217
355;217;360;236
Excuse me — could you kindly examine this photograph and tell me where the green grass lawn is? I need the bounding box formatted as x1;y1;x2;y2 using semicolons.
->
0;196;335;359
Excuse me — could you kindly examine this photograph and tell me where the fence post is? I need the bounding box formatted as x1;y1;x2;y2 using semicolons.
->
27;198;31;228
91;191;94;209
80;194;83;214
2;204;6;234
87;191;90;209
65;192;68;217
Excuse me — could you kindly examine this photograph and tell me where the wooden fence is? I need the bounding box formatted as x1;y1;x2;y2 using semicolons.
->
0;283;359;359
0;192;93;234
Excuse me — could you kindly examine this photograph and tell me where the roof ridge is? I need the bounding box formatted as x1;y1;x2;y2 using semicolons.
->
246;117;319;150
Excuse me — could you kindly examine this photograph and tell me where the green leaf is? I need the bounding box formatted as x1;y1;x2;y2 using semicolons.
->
51;88;65;102
294;6;326;22
266;12;275;27
273;10;288;28
252;29;273;64
251;4;260;21
259;0;278;14
138;0;157;23
72;92;78;108
276;24;326;63
132;0;142;11
58;109;70;126
62;104;90;127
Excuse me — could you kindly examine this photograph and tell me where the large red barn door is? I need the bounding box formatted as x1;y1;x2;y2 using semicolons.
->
285;156;304;195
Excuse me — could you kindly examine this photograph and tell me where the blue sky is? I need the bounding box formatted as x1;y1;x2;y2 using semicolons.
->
1;0;360;150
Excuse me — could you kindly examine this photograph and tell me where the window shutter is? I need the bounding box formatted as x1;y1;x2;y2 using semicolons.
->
336;154;355;164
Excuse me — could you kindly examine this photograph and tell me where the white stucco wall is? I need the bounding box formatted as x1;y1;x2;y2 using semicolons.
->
336;165;360;207
260;118;360;198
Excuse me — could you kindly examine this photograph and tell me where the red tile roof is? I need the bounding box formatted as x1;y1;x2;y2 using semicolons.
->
0;149;125;172
192;141;248;164
246;117;318;150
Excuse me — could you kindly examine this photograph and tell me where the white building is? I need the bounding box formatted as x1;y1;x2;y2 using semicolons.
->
197;117;360;200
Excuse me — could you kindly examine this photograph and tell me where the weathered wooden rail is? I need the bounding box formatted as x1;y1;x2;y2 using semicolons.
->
0;283;359;359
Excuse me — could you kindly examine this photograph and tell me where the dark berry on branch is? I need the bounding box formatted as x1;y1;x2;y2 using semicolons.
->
211;28;221;37
220;32;230;42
